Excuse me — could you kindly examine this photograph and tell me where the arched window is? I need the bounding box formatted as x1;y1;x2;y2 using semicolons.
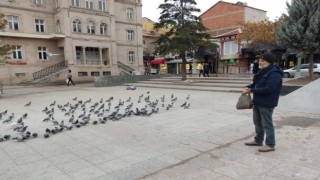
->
73;19;81;32
87;21;95;34
56;20;61;33
100;23;107;35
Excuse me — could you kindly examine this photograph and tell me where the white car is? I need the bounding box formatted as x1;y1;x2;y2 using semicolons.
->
283;63;320;78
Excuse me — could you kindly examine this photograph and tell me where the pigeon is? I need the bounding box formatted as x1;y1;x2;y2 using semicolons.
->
22;113;28;118
12;136;25;142
92;121;98;125
50;101;56;107
181;102;187;107
44;133;50;138
18;126;28;133
0;110;7;115
3;117;13;123
184;103;190;109
42;107;48;112
17;117;23;123
0;114;2;120
25;101;31;106
69;115;74;122
32;133;38;138
186;95;190;100
72;97;77;101
4;135;10;140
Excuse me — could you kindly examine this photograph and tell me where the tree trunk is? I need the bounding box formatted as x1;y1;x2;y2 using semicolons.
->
308;51;314;80
181;53;187;81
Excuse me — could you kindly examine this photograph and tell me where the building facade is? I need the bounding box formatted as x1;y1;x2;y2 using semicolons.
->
200;1;266;74
0;0;143;85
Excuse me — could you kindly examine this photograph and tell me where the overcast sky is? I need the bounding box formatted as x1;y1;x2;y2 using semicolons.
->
142;0;290;22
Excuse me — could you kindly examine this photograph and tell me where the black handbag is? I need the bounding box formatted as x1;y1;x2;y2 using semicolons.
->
236;93;253;110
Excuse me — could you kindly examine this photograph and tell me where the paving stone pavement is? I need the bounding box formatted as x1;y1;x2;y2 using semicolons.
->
0;83;319;180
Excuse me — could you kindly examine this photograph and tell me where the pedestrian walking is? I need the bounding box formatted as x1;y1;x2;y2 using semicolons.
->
67;70;75;86
243;52;283;152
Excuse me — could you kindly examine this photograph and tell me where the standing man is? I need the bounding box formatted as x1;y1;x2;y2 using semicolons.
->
243;52;283;152
199;63;204;77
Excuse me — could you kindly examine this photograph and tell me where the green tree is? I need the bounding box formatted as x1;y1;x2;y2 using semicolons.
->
154;0;211;80
277;0;320;80
0;13;12;64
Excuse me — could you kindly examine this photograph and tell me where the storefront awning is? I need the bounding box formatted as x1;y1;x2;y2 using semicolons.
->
166;58;196;64
220;54;240;60
151;58;165;64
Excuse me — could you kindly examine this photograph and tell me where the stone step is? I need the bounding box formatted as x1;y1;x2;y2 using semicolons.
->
124;75;252;93
124;82;243;93
148;78;251;84
136;80;246;88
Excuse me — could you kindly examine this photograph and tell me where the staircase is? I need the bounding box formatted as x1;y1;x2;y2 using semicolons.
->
123;75;253;93
32;61;68;82
117;61;136;75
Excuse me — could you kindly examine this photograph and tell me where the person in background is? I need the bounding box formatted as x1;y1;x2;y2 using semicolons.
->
243;52;283;152
189;64;192;74
204;63;210;77
199;63;204;77
252;59;260;74
67;70;75;86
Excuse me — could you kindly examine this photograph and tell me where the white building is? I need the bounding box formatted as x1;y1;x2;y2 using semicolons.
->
0;0;143;85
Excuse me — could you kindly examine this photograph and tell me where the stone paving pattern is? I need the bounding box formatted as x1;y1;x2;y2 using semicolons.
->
0;81;319;180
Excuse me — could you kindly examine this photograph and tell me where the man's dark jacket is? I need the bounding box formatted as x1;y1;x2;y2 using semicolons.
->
246;65;283;108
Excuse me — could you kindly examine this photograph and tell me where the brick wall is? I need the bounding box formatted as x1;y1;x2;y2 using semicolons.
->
200;2;245;36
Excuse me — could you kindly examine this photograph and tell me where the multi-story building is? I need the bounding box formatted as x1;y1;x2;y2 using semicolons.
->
0;0;143;85
200;1;266;74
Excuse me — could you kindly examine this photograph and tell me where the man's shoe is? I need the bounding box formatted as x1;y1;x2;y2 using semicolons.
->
258;146;275;152
244;141;263;146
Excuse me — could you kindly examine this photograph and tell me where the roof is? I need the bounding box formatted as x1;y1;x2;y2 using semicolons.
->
212;28;241;39
199;1;266;18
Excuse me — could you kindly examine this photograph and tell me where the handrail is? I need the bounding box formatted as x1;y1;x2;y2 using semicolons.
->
117;61;135;75
33;61;68;80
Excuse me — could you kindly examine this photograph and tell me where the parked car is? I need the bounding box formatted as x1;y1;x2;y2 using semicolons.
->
283;64;320;78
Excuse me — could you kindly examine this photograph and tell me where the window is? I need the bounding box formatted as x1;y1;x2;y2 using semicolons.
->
33;0;43;6
127;30;134;40
223;41;238;55
71;0;80;7
78;72;88;76
35;19;45;32
73;19;81;32
127;8;134;19
13;46;22;60
87;21;95;34
56;20;61;33
98;0;107;11
103;71;111;76
38;47;47;60
7;16;19;30
128;51;135;62
100;23;107;35
85;0;94;9
91;72;100;76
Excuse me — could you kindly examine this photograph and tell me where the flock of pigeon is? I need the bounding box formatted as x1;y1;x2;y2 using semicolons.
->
0;91;191;143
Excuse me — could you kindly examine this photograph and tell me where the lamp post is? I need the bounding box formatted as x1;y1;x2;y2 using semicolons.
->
215;47;220;77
